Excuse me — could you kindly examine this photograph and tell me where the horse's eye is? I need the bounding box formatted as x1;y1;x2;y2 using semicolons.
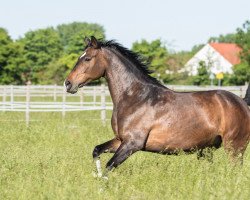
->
84;57;91;62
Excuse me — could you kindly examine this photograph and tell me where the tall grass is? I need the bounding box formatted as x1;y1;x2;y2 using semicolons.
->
0;111;250;200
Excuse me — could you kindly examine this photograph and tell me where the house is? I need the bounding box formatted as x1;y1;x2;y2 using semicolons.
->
185;43;242;76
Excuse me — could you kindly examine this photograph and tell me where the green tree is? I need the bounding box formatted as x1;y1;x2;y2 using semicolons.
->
236;20;250;67
19;27;63;83
0;22;106;85
40;53;78;84
226;20;250;85
57;22;105;54
208;33;237;43
191;61;210;85
132;39;168;78
0;28;12;82
39;22;106;84
229;63;250;85
0;28;26;84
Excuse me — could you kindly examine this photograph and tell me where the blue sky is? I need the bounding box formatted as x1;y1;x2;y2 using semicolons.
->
0;0;249;51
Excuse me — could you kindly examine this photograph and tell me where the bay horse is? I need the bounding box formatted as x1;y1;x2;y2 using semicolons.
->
244;83;250;105
65;36;250;177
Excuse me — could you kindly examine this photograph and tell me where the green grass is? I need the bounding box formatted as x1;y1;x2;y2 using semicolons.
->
0;111;250;200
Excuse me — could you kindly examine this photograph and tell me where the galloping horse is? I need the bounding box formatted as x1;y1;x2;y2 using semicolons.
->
244;84;250;105
65;36;250;177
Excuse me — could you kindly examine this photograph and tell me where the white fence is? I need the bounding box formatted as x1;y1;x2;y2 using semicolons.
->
0;84;248;126
0;84;112;126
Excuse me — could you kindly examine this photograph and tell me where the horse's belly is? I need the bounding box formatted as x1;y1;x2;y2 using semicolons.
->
145;128;218;153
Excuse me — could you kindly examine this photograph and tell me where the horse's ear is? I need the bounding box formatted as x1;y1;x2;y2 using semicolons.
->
90;36;100;49
84;37;91;46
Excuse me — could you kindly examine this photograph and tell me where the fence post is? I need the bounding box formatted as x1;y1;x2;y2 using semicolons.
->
80;88;84;107
93;86;96;106
10;85;14;110
26;83;30;127
3;86;6;112
53;84;57;101
101;84;106;125
62;88;66;118
241;86;245;98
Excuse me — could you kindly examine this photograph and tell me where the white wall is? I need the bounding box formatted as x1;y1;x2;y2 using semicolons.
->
185;44;233;76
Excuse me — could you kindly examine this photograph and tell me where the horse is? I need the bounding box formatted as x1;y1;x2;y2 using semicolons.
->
65;36;250;177
244;83;250;105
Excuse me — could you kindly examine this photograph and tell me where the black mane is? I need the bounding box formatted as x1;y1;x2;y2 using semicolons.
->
97;40;165;88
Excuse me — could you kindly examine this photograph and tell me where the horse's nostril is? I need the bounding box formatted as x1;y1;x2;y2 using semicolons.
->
65;80;72;90
65;80;70;86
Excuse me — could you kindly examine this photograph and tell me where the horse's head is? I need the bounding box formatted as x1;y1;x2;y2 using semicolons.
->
65;36;107;94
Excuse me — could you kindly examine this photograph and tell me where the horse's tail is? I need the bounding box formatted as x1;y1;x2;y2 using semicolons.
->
243;83;250;106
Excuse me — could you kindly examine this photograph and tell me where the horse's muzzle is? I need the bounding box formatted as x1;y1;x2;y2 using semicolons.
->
65;80;78;94
65;80;72;91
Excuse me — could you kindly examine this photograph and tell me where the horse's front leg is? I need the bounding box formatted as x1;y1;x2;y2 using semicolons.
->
92;138;121;177
105;133;147;173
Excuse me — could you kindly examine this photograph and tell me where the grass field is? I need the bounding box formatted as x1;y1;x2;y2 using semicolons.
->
0;111;250;200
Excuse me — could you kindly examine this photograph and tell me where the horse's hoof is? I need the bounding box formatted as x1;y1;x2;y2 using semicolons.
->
92;172;98;178
92;172;102;178
92;172;106;179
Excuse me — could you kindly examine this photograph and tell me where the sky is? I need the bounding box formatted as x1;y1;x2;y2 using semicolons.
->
0;0;249;51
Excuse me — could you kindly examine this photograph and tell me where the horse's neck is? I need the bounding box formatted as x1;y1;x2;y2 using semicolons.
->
105;54;150;106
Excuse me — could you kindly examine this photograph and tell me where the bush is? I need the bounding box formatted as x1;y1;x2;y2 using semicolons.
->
229;63;250;85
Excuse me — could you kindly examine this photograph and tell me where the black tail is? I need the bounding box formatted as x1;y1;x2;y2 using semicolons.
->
243;83;250;106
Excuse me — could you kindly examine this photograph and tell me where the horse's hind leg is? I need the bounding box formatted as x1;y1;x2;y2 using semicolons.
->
223;144;244;165
223;132;249;165
92;138;121;177
197;135;222;162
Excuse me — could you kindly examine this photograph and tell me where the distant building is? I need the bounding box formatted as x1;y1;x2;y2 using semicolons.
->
185;43;242;75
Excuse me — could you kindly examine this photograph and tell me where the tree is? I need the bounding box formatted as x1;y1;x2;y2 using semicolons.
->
191;61;210;85
0;28;26;84
208;33;237;43
57;22;105;54
132;39;168;77
0;28;12;82
40;53;78;84
0;22;106;85
236;21;250;67
229;63;250;85
19;27;63;83
226;20;250;85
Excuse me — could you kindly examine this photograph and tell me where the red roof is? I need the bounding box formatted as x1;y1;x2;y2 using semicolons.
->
209;43;242;65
